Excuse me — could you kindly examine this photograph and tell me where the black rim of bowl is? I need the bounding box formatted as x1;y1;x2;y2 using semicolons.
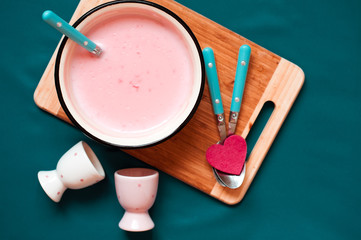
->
54;0;205;149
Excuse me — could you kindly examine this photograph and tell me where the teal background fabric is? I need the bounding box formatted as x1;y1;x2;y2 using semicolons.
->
1;0;361;239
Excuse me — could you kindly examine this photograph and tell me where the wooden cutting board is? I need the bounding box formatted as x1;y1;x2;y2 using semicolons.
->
34;0;304;205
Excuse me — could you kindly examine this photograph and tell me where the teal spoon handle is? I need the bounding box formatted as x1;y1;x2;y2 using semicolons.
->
42;10;102;56
230;45;251;112
202;47;224;115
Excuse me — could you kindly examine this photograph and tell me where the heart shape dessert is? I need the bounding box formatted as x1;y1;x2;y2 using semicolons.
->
206;134;247;175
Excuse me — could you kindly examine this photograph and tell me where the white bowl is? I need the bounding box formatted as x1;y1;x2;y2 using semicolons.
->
55;0;205;148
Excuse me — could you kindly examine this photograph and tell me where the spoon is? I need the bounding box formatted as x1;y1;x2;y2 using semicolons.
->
202;47;227;186
203;45;251;188
42;10;102;56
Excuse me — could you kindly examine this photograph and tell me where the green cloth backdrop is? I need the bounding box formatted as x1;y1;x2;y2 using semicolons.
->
1;0;360;239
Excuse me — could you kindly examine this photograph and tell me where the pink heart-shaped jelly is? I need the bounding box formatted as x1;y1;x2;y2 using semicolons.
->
206;135;247;175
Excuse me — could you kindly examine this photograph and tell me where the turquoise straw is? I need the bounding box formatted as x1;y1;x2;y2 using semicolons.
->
42;10;102;56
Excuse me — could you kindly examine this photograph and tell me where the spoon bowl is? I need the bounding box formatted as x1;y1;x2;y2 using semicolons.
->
211;140;246;188
213;163;246;189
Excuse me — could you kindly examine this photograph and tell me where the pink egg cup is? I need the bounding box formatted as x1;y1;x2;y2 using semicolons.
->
38;141;105;202
115;168;159;232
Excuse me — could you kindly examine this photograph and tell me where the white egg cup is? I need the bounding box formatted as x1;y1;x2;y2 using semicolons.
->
38;141;105;202
115;168;159;232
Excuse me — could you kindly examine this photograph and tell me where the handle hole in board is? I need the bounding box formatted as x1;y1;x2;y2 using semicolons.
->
245;101;275;160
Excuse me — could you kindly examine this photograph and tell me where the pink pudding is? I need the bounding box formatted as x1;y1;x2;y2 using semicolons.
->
58;3;203;147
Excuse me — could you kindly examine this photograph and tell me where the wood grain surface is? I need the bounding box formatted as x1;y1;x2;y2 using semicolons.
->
34;0;304;204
